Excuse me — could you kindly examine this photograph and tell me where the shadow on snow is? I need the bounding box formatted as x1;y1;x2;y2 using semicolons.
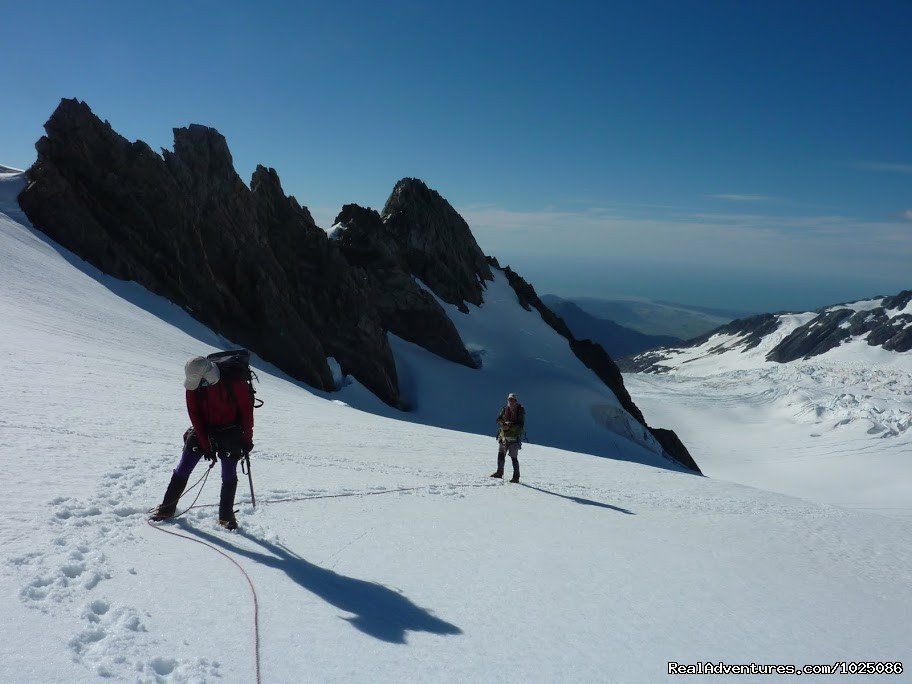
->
177;521;462;644
519;483;635;514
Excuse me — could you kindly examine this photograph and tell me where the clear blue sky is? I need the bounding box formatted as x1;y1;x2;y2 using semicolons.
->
2;1;910;311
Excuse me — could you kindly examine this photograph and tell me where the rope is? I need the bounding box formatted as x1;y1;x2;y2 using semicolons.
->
147;461;215;520
145;479;500;682
169;465;214;519
146;519;261;684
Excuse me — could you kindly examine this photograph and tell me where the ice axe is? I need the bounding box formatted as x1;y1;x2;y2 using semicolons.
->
241;451;256;508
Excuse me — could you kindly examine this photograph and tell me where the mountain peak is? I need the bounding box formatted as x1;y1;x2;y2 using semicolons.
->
170;123;235;177
380;177;492;311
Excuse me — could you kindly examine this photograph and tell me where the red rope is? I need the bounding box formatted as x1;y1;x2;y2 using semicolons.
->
146;519;261;684
144;480;500;681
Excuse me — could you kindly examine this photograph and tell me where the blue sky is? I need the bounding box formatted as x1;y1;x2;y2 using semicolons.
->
2;1;910;312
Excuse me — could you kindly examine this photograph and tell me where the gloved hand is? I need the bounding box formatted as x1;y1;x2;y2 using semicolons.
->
243;441;254;454
201;448;217;463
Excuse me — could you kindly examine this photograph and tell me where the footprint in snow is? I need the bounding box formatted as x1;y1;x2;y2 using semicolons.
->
8;459;229;680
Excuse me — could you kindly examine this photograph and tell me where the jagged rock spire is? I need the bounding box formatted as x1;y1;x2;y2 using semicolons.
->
381;178;493;312
19;98;400;405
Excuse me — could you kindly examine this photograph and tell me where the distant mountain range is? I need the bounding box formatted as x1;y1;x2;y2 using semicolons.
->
538;297;683;358
543;295;750;339
620;291;912;373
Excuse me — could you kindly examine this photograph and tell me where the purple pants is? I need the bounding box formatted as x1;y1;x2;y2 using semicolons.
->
174;448;239;482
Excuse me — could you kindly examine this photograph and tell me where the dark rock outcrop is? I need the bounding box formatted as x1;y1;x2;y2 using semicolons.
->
330;203;476;367
699;313;781;351
881;320;912;352
495;262;701;474
767;310;853;362
618;313;783;372
614;352;674;374
382;178;493;312
770;292;912;360
18;99;400;405
648;428;701;473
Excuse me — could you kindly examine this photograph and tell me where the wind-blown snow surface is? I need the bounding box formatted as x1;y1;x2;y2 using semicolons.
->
624;314;912;521
2;173;911;682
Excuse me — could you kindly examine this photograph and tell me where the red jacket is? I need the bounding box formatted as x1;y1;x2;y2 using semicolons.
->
186;377;254;451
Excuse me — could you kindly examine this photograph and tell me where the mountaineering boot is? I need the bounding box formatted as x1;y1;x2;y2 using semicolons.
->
150;473;190;521
490;451;505;478
218;478;239;530
510;457;520;483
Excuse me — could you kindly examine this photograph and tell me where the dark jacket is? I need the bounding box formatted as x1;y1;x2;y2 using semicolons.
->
497;403;525;442
186;377;254;451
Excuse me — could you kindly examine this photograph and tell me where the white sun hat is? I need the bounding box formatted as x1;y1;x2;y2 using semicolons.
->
184;356;220;390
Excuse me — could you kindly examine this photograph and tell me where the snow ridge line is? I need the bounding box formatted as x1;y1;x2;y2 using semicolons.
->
146;519;262;684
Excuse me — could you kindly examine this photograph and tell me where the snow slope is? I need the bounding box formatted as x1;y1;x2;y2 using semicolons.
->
625;362;912;520
358;273;670;467
2;173;911;682
5;164;673;470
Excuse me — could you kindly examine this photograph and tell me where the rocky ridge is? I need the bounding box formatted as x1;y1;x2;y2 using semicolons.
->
17;98;697;471
622;292;912;373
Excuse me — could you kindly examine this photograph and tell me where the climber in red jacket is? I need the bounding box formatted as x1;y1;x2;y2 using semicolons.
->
150;356;254;529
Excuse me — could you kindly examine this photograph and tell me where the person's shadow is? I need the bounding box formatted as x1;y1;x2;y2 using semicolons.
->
176;521;461;644
519;483;634;514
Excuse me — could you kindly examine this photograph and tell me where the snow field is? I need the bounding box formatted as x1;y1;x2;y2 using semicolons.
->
2;173;911;682
625;360;912;520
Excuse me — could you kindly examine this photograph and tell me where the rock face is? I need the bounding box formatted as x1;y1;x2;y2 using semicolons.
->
766;310;853;362
700;314;782;352
18;99;399;404
769;293;912;360
381;179;492;312
496;261;701;473
330;203;477;367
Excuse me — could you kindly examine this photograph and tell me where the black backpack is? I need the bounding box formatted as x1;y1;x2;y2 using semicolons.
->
206;349;263;408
